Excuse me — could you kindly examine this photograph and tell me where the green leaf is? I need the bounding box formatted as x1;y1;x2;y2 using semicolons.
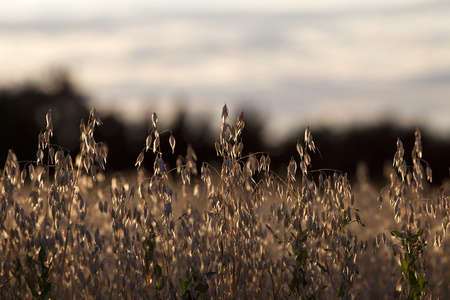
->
185;268;192;280
27;281;39;298
300;234;308;243
400;258;409;277
391;230;402;238
38;247;46;265
179;278;187;291
154;264;162;277
42;281;52;298
289;273;300;295
205;271;217;277
296;249;308;266
417;229;424;236
409;272;418;288
417;277;426;295
338;284;345;297
156;280;164;291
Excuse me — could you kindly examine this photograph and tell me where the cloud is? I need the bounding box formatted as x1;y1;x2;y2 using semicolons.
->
1;3;449;137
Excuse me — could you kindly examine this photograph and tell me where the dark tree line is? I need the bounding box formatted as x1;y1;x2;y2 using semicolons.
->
1;74;450;186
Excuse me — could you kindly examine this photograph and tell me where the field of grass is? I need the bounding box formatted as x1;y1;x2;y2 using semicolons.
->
1;105;449;299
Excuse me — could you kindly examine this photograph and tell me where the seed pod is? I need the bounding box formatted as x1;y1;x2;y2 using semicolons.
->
296;141;303;157
164;202;172;218
215;141;221;156
153;133;160;153
135;151;144;169
145;135;152;151
151;110;158;130
91;108;103;125
221;104;228;123
426;165;432;182
46;109;52;130
169;134;176;154
36;149;44;164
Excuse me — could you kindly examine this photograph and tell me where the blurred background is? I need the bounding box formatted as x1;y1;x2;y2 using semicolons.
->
1;0;450;184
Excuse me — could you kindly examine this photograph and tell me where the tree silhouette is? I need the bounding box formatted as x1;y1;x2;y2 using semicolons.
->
1;72;449;185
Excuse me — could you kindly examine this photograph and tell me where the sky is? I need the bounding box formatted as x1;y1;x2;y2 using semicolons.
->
1;0;450;144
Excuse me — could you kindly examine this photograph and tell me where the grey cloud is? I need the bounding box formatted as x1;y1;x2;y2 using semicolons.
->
409;71;450;85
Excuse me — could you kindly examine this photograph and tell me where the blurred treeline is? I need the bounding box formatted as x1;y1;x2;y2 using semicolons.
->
1;73;450;186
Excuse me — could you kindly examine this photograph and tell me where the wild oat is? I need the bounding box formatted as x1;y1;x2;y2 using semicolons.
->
0;106;449;299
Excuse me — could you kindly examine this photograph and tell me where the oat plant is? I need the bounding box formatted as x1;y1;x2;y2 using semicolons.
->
2;105;450;299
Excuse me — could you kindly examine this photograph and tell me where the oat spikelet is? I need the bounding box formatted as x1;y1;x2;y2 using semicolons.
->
221;103;228;123
135;151;144;169
169;134;176;154
46;109;53;135
152;110;158;130
90;107;103;125
145;135;152;151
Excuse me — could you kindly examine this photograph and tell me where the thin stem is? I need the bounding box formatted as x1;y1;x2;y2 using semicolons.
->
57;147;84;295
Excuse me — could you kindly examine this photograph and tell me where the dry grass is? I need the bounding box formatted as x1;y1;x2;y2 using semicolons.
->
1;105;449;299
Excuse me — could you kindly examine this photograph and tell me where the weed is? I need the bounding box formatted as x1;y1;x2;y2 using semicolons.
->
391;228;427;299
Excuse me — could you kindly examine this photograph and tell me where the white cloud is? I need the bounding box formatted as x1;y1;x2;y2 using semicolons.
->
1;1;449;138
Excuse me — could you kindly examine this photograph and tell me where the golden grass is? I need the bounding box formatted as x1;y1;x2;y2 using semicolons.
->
0;105;449;299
